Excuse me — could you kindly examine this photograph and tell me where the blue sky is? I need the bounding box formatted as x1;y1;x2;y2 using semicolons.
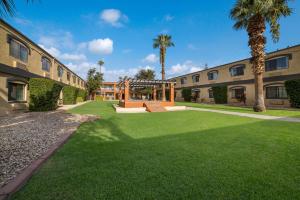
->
4;0;300;81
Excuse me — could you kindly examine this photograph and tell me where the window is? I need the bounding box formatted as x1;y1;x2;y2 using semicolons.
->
192;74;200;83
208;89;214;98
57;66;64;78
230;65;245;76
73;75;76;83
180;77;187;84
8;82;25;101
231;88;245;99
266;86;288;99
67;72;71;81
77;78;80;85
41;57;51;72
208;71;218;80
265;56;289;72
9;39;28;63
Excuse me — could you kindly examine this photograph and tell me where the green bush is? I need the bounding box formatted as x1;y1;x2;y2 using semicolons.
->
285;79;300;108
76;97;84;103
63;86;79;105
181;88;192;102
77;89;87;101
212;85;227;104
29;78;63;111
95;96;104;101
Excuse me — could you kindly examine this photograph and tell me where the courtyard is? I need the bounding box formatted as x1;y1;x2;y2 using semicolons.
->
11;101;300;199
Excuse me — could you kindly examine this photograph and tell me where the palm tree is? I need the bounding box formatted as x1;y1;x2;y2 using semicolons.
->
0;0;35;17
153;34;174;101
98;60;104;74
230;0;292;112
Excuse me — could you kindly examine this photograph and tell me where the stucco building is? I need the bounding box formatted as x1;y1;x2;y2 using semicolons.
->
171;44;300;108
0;19;85;115
95;82;118;100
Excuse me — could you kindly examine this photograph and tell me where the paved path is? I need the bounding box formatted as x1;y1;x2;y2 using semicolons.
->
57;100;91;111
187;107;300;123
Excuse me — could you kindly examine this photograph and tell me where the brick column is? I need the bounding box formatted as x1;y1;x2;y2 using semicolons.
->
169;83;174;103
124;80;129;101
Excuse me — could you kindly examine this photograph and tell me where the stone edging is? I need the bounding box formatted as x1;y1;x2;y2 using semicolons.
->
0;128;76;200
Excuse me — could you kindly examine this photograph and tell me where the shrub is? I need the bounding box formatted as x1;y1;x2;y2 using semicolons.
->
76;97;84;103
181;88;192;102
63;86;79;105
285;79;300;108
77;89;87;102
29;78;63;111
95;96;104;101
212;85;227;104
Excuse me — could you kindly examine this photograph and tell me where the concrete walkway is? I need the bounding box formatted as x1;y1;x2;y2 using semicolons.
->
187;107;300;123
57;101;91;111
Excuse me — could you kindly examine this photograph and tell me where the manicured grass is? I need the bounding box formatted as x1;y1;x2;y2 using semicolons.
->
13;101;300;199
176;101;300;118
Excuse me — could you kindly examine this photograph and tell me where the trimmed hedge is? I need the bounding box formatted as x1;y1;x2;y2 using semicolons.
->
95;96;104;101
29;78;63;111
212;85;227;104
181;88;192;102
77;89;87;101
63;86;79;105
285;79;300;108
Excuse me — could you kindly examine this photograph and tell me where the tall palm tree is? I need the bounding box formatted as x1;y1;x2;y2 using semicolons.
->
0;0;35;17
230;0;292;112
98;60;104;74
153;34;174;101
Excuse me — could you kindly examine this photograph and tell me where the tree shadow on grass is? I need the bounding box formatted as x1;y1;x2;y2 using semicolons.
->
12;118;300;200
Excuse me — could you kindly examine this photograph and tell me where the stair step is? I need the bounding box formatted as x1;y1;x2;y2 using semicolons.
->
144;102;167;113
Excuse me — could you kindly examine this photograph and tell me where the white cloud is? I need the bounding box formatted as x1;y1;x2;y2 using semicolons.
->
88;38;114;55
38;31;74;49
66;62;98;79
60;53;87;62
167;60;203;77
187;44;198;50
143;54;159;63
38;44;61;58
100;9;128;27
164;14;174;22
103;65;155;82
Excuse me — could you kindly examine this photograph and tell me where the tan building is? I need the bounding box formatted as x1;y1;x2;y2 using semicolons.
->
171;44;300;108
95;82;118;100
0;19;86;114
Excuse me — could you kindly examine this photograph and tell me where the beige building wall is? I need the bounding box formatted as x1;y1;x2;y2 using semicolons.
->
0;20;86;115
173;45;300;108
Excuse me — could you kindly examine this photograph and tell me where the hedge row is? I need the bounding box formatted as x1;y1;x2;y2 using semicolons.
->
212;85;227;104
63;86;87;105
285;79;300;108
29;78;87;110
29;78;63;111
181;88;192;102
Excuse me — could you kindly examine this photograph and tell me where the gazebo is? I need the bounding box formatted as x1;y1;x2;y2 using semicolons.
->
117;79;175;109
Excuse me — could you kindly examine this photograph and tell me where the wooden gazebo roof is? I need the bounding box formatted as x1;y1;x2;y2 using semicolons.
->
118;79;175;88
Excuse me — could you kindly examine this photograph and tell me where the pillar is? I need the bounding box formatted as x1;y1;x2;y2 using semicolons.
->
153;86;157;101
169;83;174;103
124;80;129;101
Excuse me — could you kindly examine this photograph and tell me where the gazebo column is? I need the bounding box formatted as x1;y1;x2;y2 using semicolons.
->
118;86;122;100
124;80;129;101
169;83;174;103
153;86;157;101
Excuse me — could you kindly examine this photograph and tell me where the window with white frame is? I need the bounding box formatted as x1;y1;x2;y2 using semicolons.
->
231;87;245;99
192;74;200;83
230;65;245;76
207;71;218;80
9;39;29;63
41;57;51;72
57;66;64;78
8;82;26;101
180;77;187;84
265;56;289;72
208;89;214;98
266;86;288;99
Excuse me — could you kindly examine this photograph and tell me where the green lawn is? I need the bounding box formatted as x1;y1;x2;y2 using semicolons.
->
176;101;300;118
13;101;300;199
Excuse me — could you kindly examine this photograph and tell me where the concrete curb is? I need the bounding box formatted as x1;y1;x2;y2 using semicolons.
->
0;128;76;200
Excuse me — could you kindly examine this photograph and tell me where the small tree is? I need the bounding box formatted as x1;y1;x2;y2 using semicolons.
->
135;69;155;80
86;68;103;100
181;88;192;102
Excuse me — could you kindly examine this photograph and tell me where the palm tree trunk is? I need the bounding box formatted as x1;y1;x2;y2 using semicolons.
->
161;47;166;101
248;15;266;112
